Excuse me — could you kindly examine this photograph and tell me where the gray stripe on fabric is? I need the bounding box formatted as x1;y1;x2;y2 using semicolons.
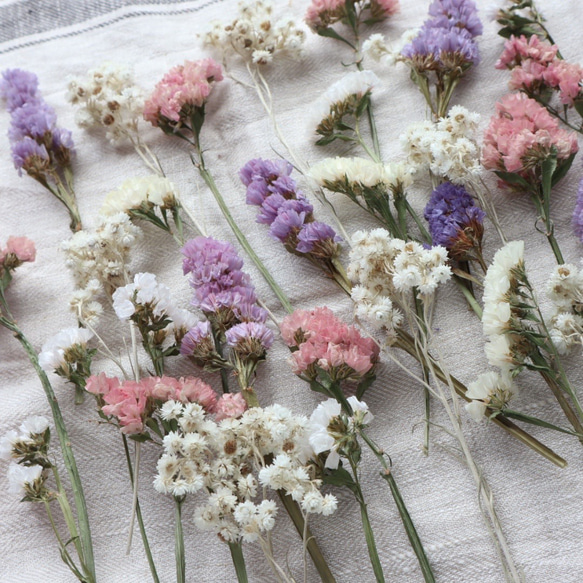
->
0;0;225;54
0;0;213;43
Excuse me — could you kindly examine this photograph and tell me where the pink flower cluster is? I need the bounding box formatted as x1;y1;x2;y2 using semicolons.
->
87;373;218;434
482;93;578;176
280;307;379;380
0;236;36;268
305;0;398;31
143;59;223;126
215;392;247;421
496;35;583;107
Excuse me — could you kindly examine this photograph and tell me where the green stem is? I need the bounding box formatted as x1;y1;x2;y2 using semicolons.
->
413;290;431;456
530;191;564;264
277;491;337;583
174;498;186;583
195;148;293;314
0;317;96;581
347;457;386;583
404;198;432;244
453;277;483;319
122;435;160;583
228;542;249;583
359;430;436;583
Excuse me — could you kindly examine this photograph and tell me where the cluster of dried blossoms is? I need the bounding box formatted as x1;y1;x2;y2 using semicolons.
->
155;401;337;539
305;0;399;33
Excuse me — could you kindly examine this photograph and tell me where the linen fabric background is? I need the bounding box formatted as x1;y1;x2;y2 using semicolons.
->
1;0;582;581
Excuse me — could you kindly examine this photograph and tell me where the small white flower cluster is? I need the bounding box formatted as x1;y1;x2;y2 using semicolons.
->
309;156;414;197
363;30;419;66
112;272;195;334
100;175;180;217
546;264;583;355
309;397;373;469
482;241;525;373
155;402;337;543
204;1;305;65
311;70;380;132
400;106;482;184
38;327;94;373
62;213;143;324
1;416;50;499
348;228;452;304
351;286;403;336
465;371;518;421
66;62;146;143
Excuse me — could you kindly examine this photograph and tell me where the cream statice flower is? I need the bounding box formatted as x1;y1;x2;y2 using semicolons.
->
66;62;145;144
0;416;50;461
363;29;419;66
38;327;94;373
348;228;452;302
465;371;518;421
100;175;180;217
545;263;583;354
155;401;336;545
311;70;380;142
7;463;45;499
400;106;482;184
309;397;373;469
204;1;306;65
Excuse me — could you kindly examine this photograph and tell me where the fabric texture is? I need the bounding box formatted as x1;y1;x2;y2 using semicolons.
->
1;1;583;581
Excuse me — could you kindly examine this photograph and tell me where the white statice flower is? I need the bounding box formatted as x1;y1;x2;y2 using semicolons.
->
1;417;51;462
66;62;146;143
38;327;94;372
19;416;50;436
310;70;380;134
69;279;104;326
204;0;305;65
362;34;390;62
7;463;44;498
309;157;414;197
351;285;402;337
112;272;171;320
62;213;142;296
155;401;336;543
309;397;372;470
100;175;180;217
465;371;517;421
484;334;518;373
400;107;482;184
0;430;19;460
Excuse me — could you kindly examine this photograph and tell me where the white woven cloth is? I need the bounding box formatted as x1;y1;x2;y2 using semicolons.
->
1;1;583;581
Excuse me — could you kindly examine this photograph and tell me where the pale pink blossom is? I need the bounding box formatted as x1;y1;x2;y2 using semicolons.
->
178;377;218;411
215;392;247;421
544;60;583;106
495;34;558;70
0;235;36;266
482;93;578;177
143;59;223;126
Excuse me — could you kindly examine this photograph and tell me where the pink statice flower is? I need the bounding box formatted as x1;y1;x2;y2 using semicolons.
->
143;59;223;127
495;35;558;70
543;60;583;106
280;307;379;381
215;392;247;421
482;93;578;178
86;373;218;433
305;0;398;31
0;235;36;270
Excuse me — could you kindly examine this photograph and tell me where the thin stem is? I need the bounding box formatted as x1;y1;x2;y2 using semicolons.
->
228;542;249;583
454;277;483;319
359;430;436;583
347;457;386;583
174;498;186;583
122;435;160;583
126;441;141;554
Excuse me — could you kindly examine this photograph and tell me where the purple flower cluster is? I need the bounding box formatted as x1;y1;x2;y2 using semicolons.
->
182;236;266;319
424;182;485;257
573;176;583;243
0;69;74;175
240;158;341;257
401;0;481;68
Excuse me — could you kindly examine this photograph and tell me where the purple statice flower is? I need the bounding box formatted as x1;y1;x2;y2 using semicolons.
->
235;303;268;323
296;222;341;253
428;0;483;37
239;158;293;187
8;101;57;141
11;137;49;174
225;321;274;350
269;209;307;243
573;176;583;243
424;182;485;251
0;69;39;112
257;193;288;224
180;321;213;356
402;24;480;66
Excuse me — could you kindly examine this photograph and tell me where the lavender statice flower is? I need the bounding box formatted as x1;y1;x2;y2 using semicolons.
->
226;322;275;351
1;68;81;231
0;69;39;112
427;0;483;37
240;158;342;265
424;181;485;265
574;177;583;243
